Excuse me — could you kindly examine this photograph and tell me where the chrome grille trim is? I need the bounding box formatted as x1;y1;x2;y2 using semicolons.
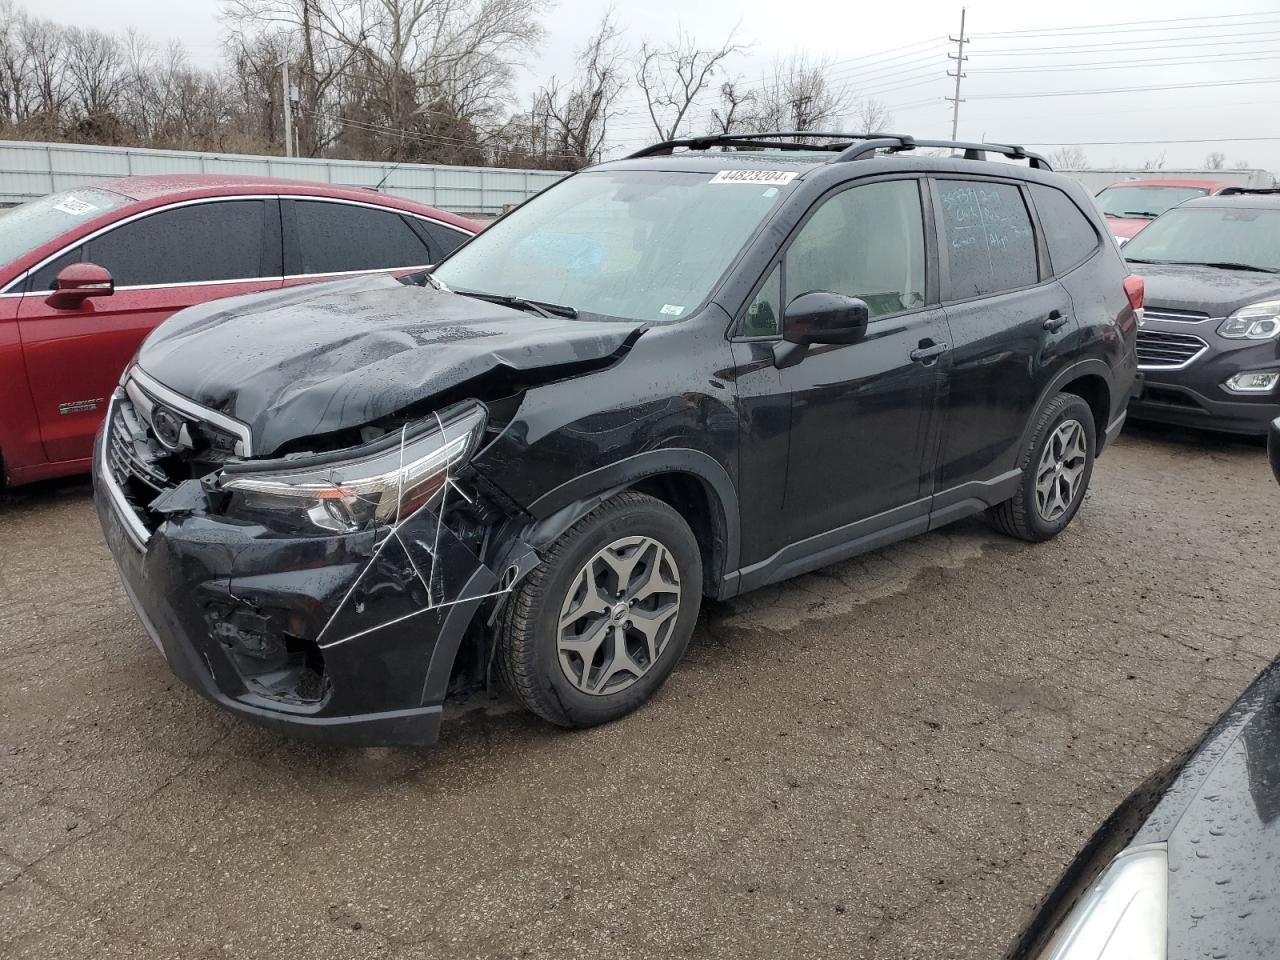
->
1143;307;1218;324
1136;330;1210;371
100;392;152;550
128;366;253;457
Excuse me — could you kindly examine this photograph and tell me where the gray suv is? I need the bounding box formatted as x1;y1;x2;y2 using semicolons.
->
1125;189;1280;435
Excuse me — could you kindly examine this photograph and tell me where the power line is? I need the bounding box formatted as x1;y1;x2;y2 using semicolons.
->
968;76;1280;99
1025;135;1280;146
971;10;1280;37
978;31;1280;56
973;16;1280;40
966;97;1280;124
969;50;1280;73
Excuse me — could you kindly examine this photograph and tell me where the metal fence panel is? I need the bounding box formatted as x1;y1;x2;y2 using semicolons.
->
0;140;568;213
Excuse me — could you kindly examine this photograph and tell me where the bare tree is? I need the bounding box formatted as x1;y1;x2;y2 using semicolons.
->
1234;159;1252;169
224;0;547;161
708;80;757;134
1142;152;1167;170
1049;146;1089;170
635;29;745;140
853;97;892;133
65;28;123;118
746;52;849;135
1204;151;1225;170
533;12;625;168
20;14;70;121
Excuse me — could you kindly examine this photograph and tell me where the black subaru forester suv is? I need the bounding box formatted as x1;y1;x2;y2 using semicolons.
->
95;133;1139;746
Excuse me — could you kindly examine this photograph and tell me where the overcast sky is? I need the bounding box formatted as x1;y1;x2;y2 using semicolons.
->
37;0;1280;172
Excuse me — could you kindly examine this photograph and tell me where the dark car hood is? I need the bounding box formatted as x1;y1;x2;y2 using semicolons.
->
1130;659;1280;960
136;274;644;455
1128;261;1280;315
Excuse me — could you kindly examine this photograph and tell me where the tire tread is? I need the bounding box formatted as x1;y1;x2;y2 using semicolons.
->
498;490;693;727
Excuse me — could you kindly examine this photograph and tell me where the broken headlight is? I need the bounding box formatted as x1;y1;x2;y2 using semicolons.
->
220;403;487;533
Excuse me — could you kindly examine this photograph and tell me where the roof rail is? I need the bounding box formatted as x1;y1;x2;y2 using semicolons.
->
623;131;1053;171
1216;186;1280;196
834;137;1053;170
624;131;911;159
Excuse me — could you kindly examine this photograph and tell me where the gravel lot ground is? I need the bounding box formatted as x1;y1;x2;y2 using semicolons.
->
2;423;1278;960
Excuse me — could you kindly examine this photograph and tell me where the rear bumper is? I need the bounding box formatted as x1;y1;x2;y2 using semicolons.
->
93;430;501;747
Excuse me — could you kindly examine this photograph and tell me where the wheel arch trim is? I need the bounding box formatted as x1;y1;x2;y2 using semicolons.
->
523;448;740;596
1023;358;1117;455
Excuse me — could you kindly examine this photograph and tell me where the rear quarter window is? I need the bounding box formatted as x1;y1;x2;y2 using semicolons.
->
936;179;1039;299
413;218;471;261
1030;184;1100;274
294;200;431;274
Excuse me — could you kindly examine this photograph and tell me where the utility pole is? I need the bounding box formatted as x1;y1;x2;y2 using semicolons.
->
947;7;968;141
281;61;294;158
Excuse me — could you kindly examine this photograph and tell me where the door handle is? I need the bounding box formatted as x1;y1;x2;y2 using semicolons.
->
909;340;949;363
1043;310;1070;333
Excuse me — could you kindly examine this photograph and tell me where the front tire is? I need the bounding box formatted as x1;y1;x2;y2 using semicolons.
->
988;392;1095;542
498;491;702;728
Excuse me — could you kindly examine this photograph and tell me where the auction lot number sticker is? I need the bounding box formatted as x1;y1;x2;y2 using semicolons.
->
709;170;798;185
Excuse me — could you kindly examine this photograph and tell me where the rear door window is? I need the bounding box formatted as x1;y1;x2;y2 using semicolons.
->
29;199;276;290
936;179;1039;299
1030;184;1100;274
293;200;432;275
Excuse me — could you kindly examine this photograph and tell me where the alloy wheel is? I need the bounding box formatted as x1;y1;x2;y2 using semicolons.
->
556;535;682;696
1035;418;1088;522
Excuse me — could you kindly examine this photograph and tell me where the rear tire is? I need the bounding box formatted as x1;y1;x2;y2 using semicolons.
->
498;491;702;728
988;392;1095;543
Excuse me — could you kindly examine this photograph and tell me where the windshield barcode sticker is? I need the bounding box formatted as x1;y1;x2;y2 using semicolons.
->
54;197;97;216
710;170;798;185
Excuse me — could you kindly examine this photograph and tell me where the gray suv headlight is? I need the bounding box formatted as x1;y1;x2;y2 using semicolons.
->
221;403;487;533
1219;300;1280;340
1036;845;1167;960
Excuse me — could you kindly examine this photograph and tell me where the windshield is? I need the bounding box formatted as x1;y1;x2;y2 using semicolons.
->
432;169;791;322
0;188;131;275
1123;206;1280;272
1096;184;1208;219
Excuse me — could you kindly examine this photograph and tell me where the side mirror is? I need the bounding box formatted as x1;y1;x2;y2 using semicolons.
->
783;291;870;346
48;262;114;308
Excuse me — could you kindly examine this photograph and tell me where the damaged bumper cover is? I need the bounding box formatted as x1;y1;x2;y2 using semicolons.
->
93;391;534;747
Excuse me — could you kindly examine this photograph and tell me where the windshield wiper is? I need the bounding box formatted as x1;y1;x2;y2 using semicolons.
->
452;288;579;319
1119;211;1159;219
1123;258;1170;264
1196;261;1279;274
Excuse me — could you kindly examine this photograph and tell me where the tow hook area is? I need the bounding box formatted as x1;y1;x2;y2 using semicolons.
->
204;600;331;708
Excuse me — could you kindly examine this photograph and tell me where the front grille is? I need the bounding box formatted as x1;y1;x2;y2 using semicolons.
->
1136;330;1209;370
105;394;178;533
1144;307;1213;324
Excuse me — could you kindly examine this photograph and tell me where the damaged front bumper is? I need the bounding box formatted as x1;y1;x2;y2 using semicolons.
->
93;401;531;747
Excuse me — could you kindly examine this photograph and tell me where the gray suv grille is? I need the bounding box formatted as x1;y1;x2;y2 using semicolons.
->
1136;330;1209;370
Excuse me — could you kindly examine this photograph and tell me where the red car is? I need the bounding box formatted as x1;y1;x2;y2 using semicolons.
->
1095;178;1236;243
0;174;477;486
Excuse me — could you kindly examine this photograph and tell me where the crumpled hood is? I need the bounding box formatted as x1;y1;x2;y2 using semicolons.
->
136;274;644;455
1133;262;1280;316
